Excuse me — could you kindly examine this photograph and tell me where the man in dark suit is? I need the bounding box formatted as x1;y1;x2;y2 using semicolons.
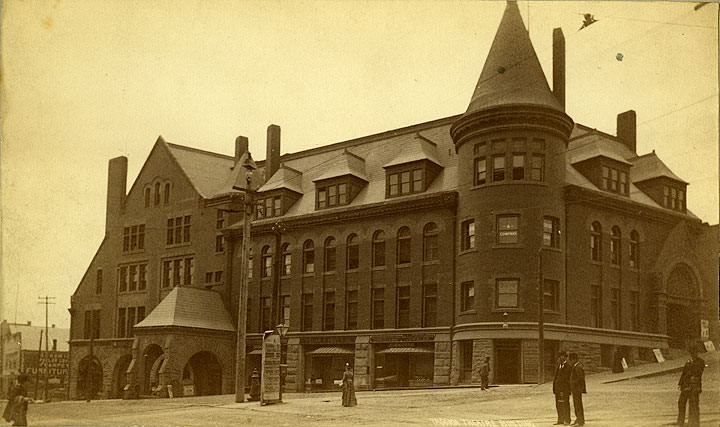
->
553;351;571;425
677;348;705;427
569;353;586;426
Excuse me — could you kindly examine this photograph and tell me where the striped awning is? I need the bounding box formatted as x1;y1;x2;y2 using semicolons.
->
376;347;434;354
247;349;262;355
307;346;354;355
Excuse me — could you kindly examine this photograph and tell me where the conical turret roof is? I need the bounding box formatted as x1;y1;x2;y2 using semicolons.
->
465;1;562;114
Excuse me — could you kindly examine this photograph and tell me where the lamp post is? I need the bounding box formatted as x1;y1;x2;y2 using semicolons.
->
537;246;545;385
275;323;289;402
233;153;257;403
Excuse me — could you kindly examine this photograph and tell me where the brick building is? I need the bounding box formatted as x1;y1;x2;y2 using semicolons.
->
68;1;717;399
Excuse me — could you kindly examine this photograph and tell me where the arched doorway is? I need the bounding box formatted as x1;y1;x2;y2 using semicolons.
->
142;344;164;395
76;356;103;400
111;355;132;399
666;264;701;349
182;352;222;396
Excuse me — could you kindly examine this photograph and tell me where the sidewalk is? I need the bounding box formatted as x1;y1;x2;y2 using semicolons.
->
593;349;719;384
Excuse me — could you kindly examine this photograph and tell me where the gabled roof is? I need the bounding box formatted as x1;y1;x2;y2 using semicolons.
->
165;143;237;198
568;132;634;165
313;149;368;182
630;152;688;184
6;324;69;352
464;1;562;114
135;287;234;332
566;163;664;209
257;165;303;194
383;133;442;168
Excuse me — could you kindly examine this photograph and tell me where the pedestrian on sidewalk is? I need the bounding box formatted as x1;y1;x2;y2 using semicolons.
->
676;347;705;427
4;374;32;426
480;357;491;390
2;376;19;423
341;363;357;407
569;353;586;426
552;351;571;425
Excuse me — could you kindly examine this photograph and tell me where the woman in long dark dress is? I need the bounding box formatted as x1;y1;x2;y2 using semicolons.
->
341;363;357;407
4;374;31;426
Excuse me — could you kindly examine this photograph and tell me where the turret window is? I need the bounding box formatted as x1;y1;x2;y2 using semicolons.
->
473;138;545;186
492;155;506;182
474;158;487;185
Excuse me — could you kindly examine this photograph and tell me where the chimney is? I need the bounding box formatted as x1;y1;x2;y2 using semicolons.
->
235;136;249;161
26;321;31;326
51;324;56;328
106;156;128;232
617;110;637;153
552;28;566;110
266;124;281;180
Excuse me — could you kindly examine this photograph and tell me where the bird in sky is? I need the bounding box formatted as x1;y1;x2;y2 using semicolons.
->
579;13;598;31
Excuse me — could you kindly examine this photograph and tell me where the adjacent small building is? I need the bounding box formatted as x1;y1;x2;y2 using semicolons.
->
0;320;69;398
67;1;718;399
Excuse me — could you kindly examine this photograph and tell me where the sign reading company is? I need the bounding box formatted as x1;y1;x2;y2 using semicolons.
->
260;333;281;405
21;351;69;379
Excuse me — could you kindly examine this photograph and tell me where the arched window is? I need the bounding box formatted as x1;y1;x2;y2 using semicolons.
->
154;182;161;206
423;222;439;262
261;245;272;278
590;222;602;261
281;243;291;276
144;188;151;208
303;240;315;273
610;226;621;265
629;230;639;269
164;183;171;204
372;230;385;267
397;227;411;264
324;237;337;272
346;234;359;270
247;247;254;279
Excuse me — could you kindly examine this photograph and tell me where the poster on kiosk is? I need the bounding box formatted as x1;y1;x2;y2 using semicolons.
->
260;331;281;405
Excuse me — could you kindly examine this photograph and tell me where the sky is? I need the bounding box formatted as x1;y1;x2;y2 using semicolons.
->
1;0;717;328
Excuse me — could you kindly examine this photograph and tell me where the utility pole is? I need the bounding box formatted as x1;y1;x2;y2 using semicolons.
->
271;221;286;328
232;153;257;403
537;248;545;385
33;330;43;400
38;296;55;401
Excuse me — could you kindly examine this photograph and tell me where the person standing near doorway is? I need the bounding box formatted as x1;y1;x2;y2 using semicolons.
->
569;353;586;426
480;357;491;390
341;363;357;407
553;351;571;425
676;347;705;427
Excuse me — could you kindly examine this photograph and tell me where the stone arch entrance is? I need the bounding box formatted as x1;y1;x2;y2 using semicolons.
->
666;263;701;348
111;355;132;399
182;351;222;396
76;356;103;400
142;344;164;395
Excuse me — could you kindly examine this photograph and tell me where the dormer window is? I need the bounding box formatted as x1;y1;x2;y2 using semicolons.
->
663;185;685;211
601;165;629;195
385;160;441;198
256;195;282;219
314;176;364;210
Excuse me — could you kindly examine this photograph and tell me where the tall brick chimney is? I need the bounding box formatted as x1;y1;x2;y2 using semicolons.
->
235;136;249;161
106;156;128;233
617;110;637;153
552;28;566;110
266;124;281;180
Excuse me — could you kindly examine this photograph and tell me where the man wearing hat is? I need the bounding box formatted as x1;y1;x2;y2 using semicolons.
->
676;347;705;426
553;351;571;425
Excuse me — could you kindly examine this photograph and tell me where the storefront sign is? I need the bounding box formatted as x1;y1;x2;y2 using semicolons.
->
300;336;356;345
21;351;69;379
261;333;281;405
700;319;709;340
370;333;435;343
652;348;665;363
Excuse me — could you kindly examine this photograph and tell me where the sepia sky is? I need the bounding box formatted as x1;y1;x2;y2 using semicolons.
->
1;1;717;327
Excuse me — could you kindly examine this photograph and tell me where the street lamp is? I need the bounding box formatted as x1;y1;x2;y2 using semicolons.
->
502;312;509;329
233;152;257;403
276;323;289;402
537;246;545;385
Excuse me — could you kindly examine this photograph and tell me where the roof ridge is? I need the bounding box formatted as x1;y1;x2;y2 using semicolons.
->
165;142;235;162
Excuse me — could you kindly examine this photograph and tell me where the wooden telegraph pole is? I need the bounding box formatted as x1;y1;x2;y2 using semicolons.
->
38;296;55;401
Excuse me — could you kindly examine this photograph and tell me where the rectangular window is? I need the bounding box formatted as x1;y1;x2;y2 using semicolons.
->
473;141;487;155
461;219;475;251
317;183;351;209
610;288;620;330
412;169;423;192
167;216;190;245
678;190;684;211
92;309;100;339
84;311;92;339
118;263;147;293
302;293;313;332
162;257;193;288
162;261;172;288
512;154;525;180
205;272;213;283
328;185;337;206
372;288;384;329
388;174;399;196
400;171;411;194
338;183;347;205
123;224;145;252
183;215;191;242
619;171;628;195
397;236;411;264
282;252;292;276
530;154;544;181
630;291;639;331
318;188;327;209
496;278;519;308
543;279;558;312
423;283;437;327
492;155;505;182
670;187;677;209
304;248;315;273
543;217;559;248
474;157;487;185
129;264;137;291
325;245;336;272
324;291;335;331
346;289;358;330
184;257;193;286
388;167;426;197
127;307;136;338
497;214;519;244
663;186;670;207
591;285;601;328
347;243;359;270
274;196;282;216
264;197;274;218
214;271;223;283
397;286;410;328
216;210;224;229
602;166;609;189
281;295;290;326
216;234;225;253
118;266;128;292
96;269;103;294
610;168;618;191
260;297;272;332
117;308;126;338
461;281;474;312
138;264;146;291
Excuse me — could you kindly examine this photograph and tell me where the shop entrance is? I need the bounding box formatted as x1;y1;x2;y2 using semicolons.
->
304;346;354;391
460;341;473;384
494;340;521;384
374;347;434;388
666;263;701;349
